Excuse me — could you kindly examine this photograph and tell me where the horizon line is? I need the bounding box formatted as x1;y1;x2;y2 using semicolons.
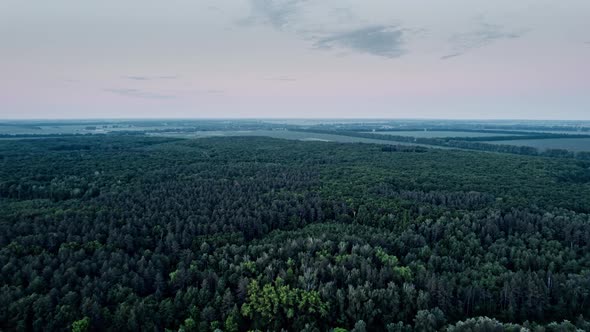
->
2;117;590;122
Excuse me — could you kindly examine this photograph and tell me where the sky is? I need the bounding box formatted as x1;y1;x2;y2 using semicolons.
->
1;0;589;120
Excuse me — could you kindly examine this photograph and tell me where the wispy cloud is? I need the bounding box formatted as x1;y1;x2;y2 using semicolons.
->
265;76;297;82
243;1;527;61
241;1;408;59
314;25;406;58
440;53;461;60
103;88;176;99
196;89;224;94
442;22;524;59
123;75;178;81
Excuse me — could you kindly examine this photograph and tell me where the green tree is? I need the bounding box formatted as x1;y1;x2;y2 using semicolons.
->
71;317;90;332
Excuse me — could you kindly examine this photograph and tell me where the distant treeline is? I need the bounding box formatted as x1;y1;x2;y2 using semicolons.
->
292;129;590;160
0;133;102;138
363;128;590;141
471;124;590;132
380;145;429;153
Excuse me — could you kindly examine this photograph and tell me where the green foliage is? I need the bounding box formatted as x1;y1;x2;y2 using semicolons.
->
169;270;179;282
375;247;399;267
446;316;527;332
413;309;446;332
224;312;239;332
241;278;328;328
71;317;90;332
392;266;413;282
351;320;367;332
178;318;196;332
241;261;257;274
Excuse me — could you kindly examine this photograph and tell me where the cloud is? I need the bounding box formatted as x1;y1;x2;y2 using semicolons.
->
241;1;408;59
442;22;524;59
314;25;406;58
440;53;461;60
265;76;297;82
103;88;176;99
197;89;224;94
123;76;178;81
177;88;225;95
241;0;307;29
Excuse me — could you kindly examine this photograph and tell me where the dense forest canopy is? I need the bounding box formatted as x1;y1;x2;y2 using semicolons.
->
1;134;590;331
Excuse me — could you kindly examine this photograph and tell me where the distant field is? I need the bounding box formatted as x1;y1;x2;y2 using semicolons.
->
149;130;452;149
366;130;523;138
150;130;400;143
485;138;590;152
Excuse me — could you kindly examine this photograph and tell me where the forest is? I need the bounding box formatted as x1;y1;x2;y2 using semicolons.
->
1;135;590;331
292;129;590;161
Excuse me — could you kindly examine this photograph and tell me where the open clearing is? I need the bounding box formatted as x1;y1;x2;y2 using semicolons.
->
150;130;405;144
485;138;590;152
